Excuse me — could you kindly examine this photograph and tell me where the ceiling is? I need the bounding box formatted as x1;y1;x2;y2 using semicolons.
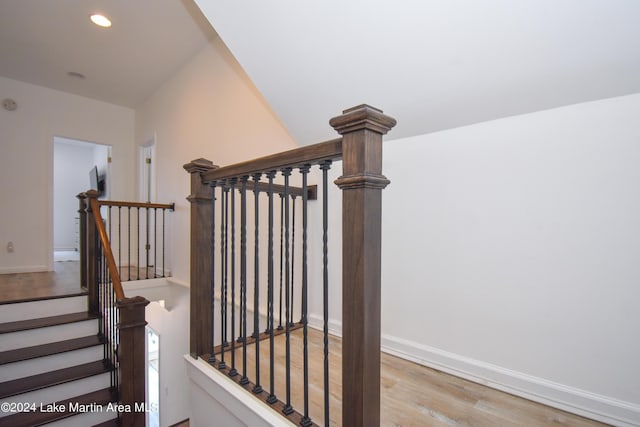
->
195;0;640;143
0;0;215;108
1;0;639;143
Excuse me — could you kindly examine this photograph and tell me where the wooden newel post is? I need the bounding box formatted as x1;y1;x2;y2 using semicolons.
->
84;189;101;314
117;295;150;427
77;193;88;291
331;104;396;427
184;158;219;357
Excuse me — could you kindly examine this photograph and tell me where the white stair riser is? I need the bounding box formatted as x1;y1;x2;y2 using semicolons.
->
0;372;111;418
0;320;99;351
0;346;104;382
0;296;87;323
46;408;117;427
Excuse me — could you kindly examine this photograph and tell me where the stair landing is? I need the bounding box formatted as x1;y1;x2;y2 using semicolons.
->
0;261;83;304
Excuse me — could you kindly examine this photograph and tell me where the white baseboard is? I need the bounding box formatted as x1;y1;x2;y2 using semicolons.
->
0;265;49;274
308;314;639;427
308;314;341;336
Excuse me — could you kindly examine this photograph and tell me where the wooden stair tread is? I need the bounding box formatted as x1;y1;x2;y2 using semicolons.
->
0;335;102;365
92;419;120;427
0;291;88;306
0;360;112;399
0;311;98;334
0;387;116;427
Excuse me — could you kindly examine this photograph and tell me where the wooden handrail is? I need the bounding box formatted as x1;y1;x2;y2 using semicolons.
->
202;137;343;182
98;200;175;210
80;191;149;426
89;196;125;301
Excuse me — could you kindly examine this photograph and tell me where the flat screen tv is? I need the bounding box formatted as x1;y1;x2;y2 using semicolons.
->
89;165;105;196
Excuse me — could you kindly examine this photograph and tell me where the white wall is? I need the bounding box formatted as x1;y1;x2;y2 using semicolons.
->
135;36;298;285
310;94;640;425
0;76;135;273
135;34;640;424
133;34;299;426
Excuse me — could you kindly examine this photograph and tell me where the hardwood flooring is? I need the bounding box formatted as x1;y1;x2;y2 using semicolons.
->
0;261;166;305
1;268;610;426
0;261;83;303
216;328;609;427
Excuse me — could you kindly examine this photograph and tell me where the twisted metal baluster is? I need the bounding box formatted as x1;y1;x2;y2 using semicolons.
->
252;173;263;394
229;179;238;377
208;181;217;363
239;176;249;386
290;195;296;326
266;171;278;404
137;207;140;280
320;160;332;427
278;194;284;331
300;165;312;427
219;182;228;369
153;208;157;279
282;167;293;416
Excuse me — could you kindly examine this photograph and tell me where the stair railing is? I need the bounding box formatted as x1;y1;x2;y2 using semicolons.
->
185;104;396;426
77;190;151;427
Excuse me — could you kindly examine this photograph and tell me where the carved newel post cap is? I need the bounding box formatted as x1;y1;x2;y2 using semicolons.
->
329;104;397;135
183;158;218;174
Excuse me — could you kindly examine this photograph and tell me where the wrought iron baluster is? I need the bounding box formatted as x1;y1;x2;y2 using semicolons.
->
118;207;122;277
145;207;150;279
98;236;105;361
229;179;238;377
266;171;277;404
107;206;112;244
239;176;249;386
127;207;131;281
252;173;262;394
153;208;157;279
300;165;312;427
282;167;293;416
208;182;217;363
162;208;166;278
320;160;332;427
112;272;117;391
290;195;296;326
137;207;141;280
219;182;229;370
278;194;284;331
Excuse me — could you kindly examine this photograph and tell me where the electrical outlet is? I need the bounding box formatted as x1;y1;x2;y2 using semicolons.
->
7;241;14;252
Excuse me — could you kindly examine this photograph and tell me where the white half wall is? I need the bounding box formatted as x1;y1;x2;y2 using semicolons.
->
0;75;135;273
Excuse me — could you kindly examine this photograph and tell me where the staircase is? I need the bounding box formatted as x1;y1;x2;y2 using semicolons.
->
0;294;119;426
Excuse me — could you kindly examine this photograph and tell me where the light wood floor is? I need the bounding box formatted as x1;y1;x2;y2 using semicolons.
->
0;268;609;426
217;328;609;427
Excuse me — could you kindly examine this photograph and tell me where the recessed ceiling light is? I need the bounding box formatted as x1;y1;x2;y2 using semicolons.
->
67;71;86;79
90;14;112;28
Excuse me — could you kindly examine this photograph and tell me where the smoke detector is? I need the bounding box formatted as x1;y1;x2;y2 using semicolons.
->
2;98;17;111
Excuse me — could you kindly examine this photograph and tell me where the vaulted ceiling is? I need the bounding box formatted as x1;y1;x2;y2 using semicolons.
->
195;0;640;142
2;0;639;143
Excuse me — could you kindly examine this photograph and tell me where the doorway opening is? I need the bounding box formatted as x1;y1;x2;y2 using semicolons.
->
139;138;156;203
53;136;111;262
